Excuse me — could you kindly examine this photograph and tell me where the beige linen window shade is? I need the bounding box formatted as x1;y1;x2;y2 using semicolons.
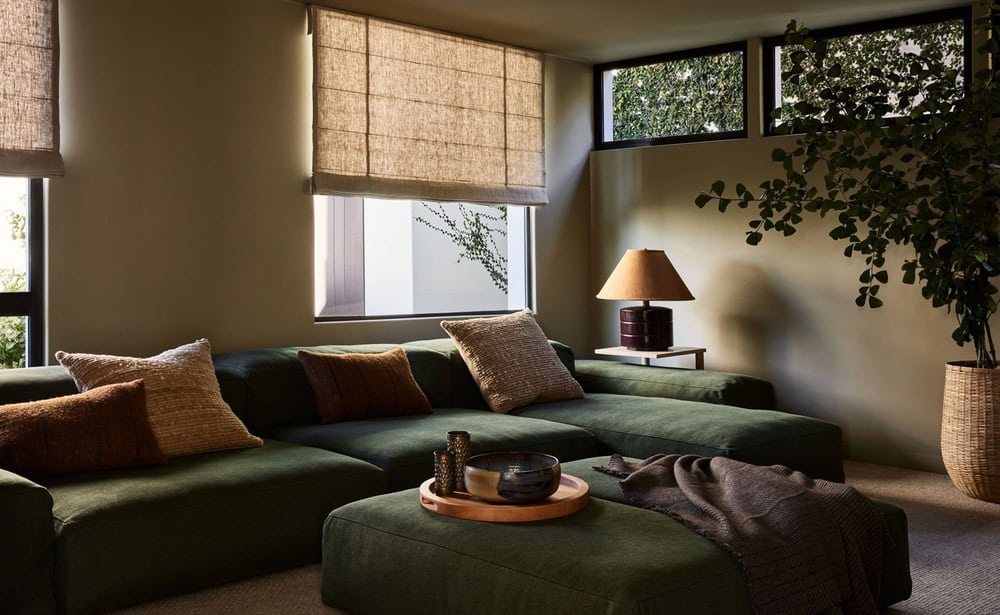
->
312;8;546;205
0;0;63;177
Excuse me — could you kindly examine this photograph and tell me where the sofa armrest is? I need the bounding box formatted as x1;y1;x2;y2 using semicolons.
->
574;359;776;410
0;469;56;614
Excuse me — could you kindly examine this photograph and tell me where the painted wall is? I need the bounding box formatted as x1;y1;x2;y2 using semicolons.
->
590;41;959;472
46;0;592;357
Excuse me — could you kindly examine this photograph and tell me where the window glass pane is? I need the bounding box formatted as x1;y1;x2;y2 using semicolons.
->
314;197;529;318
603;48;744;143
0;315;27;368
0;178;28;292
774;18;965;125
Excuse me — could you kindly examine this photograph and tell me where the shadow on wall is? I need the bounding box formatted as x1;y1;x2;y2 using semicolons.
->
700;261;797;380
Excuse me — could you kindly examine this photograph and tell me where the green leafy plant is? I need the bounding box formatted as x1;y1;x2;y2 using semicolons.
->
0;208;27;368
611;51;744;139
415;203;509;293
696;8;1000;367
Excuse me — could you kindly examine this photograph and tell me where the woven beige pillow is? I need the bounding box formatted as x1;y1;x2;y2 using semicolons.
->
440;309;584;413
55;339;263;458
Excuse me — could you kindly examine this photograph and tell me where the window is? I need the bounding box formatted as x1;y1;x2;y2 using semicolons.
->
594;42;747;149
1;0;60;368
764;8;971;133
314;197;530;319
0;178;43;367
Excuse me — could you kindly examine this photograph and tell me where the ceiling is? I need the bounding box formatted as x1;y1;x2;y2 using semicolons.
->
307;0;969;63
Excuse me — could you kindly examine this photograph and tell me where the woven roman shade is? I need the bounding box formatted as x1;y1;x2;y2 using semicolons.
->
0;0;63;177
311;8;546;205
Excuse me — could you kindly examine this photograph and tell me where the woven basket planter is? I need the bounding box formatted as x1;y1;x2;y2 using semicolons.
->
941;361;1000;503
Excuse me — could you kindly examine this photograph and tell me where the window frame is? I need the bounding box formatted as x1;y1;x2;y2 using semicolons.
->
0;178;44;366
313;195;533;323
762;7;974;136
593;41;749;150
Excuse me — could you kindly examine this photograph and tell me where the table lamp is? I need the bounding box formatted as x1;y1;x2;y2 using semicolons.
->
596;249;694;351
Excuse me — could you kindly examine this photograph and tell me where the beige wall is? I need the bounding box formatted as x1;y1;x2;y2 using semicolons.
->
591;41;959;472
47;0;592;356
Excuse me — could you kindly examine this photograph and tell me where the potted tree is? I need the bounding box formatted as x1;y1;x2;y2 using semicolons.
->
696;7;1000;500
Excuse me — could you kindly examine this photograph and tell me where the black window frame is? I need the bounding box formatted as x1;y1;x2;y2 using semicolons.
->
762;7;974;136
593;41;749;150
0;178;44;367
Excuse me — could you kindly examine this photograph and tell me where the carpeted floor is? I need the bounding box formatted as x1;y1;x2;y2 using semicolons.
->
112;460;1000;615
844;460;1000;615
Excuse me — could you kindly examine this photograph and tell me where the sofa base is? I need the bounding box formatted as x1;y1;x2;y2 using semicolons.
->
44;440;386;615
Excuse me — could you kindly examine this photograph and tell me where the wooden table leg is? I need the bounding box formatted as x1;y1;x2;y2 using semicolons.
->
694;351;704;370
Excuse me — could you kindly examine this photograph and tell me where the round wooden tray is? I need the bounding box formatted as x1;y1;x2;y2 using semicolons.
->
418;474;589;522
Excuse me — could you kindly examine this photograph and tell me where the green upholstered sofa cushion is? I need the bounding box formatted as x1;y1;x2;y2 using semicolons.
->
213;343;456;432
516;393;844;482
561;456;911;608
0;469;56;615
42;439;387;615
0;365;77;404
322;489;751;615
574;359;776;410
269;407;604;490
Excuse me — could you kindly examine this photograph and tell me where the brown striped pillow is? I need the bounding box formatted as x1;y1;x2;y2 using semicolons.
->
441;309;585;413
0;379;166;479
298;348;432;423
55;339;262;458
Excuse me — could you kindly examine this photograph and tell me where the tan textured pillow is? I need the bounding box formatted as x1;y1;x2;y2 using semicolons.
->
298;348;433;423
440;309;584;413
55;339;263;457
0;379;166;479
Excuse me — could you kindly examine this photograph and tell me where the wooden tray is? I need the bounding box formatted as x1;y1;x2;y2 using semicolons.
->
419;474;589;522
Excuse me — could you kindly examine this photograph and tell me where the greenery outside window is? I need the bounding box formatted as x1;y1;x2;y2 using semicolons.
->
594;42;748;149
0;178;44;368
764;8;972;134
314;196;531;320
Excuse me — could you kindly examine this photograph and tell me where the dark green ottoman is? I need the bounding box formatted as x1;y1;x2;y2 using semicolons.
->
561;457;912;608
322;489;751;614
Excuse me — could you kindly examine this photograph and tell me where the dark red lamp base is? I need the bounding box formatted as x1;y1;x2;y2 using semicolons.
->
619;305;673;351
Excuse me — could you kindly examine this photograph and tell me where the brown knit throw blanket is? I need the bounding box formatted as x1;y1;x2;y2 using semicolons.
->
597;454;885;615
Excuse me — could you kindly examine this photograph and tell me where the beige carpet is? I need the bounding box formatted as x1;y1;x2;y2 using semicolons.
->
844;460;1000;615
112;460;1000;615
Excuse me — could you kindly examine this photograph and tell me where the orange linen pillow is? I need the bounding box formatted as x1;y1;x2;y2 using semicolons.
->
55;339;263;458
440;309;585;413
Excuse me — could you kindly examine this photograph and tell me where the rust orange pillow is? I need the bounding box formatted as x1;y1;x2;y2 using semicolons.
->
0;379;166;480
298;348;433;423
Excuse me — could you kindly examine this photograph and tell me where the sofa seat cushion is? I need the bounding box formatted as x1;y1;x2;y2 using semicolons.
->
516;393;844;482
574;359;776;409
269;407;604;490
322;488;750;614
561;456;912;608
42;439;387;615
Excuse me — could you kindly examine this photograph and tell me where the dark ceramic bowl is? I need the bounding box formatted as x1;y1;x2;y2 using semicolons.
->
464;452;561;504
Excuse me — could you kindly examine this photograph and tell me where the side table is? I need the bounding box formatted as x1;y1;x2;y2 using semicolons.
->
594;346;706;368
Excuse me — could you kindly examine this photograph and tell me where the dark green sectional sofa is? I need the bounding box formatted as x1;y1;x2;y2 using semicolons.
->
0;337;895;615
